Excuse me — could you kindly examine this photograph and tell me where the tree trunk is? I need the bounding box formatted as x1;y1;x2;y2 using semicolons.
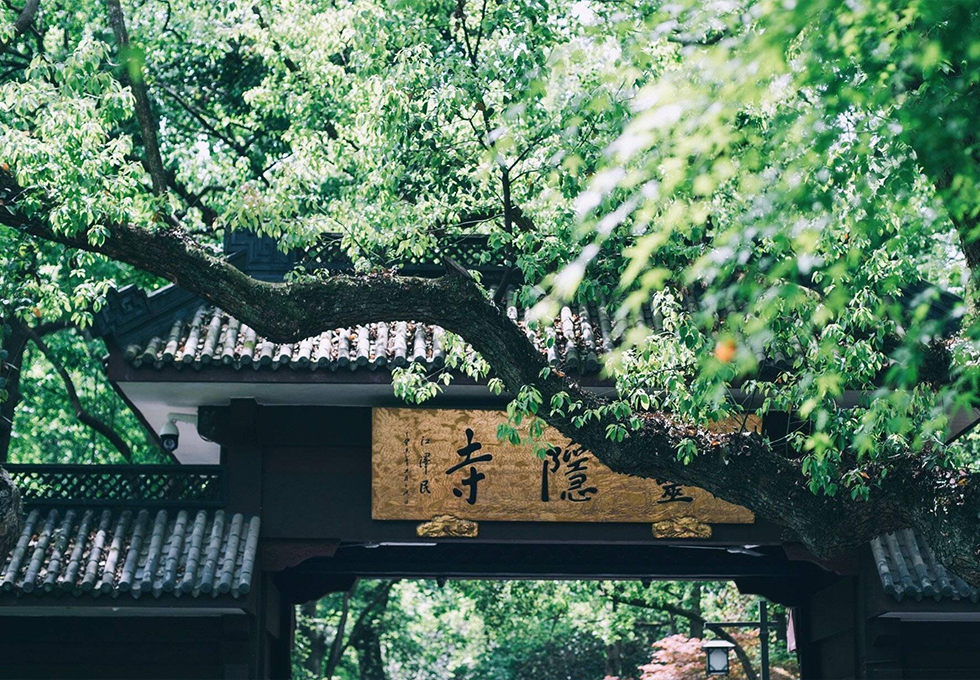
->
0;0;39;55
351;583;392;680
688;584;704;639
604;641;623;677
0;467;22;557
324;590;353;680
0;322;26;554
299;600;326;678
0;321;28;462
351;619;387;680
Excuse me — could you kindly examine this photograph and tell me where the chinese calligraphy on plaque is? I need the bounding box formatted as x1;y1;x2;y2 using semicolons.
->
542;445;597;503
372;408;755;525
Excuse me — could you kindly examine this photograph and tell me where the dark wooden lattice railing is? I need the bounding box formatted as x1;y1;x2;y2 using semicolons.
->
4;465;225;507
305;233;506;275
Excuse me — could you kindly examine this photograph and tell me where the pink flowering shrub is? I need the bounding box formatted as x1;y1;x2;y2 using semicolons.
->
623;630;797;680
638;634;707;680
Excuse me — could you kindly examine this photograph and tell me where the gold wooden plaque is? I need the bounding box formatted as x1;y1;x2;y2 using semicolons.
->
372;408;754;526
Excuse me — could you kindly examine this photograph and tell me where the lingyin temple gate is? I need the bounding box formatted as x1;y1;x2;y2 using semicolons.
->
0;232;979;679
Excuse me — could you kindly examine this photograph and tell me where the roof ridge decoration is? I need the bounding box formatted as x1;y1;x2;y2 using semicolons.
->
871;529;979;603
0;507;259;599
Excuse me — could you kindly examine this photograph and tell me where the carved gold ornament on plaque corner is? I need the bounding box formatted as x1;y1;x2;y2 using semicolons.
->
651;517;713;539
416;515;479;538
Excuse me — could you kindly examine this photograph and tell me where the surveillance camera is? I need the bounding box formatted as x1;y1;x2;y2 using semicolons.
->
158;412;198;454
159;420;179;452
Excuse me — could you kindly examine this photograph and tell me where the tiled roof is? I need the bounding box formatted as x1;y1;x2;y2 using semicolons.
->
871;529;979;603
0;508;259;599
122;298;626;374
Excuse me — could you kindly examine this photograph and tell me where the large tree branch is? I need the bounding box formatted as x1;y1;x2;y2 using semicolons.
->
24;326;134;462
2;169;980;585
105;0;168;197
0;0;39;56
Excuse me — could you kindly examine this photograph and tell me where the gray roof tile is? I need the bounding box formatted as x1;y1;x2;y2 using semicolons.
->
871;529;979;602
121;298;644;374
0;508;259;599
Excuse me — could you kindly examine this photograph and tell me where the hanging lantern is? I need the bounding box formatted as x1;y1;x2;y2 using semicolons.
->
701;639;736;676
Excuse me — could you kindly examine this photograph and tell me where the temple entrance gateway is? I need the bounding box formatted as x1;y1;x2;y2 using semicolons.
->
2;401;977;679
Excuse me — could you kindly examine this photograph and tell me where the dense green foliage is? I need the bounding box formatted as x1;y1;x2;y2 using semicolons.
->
2;0;979;496
567;0;980;497
293;580;796;680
